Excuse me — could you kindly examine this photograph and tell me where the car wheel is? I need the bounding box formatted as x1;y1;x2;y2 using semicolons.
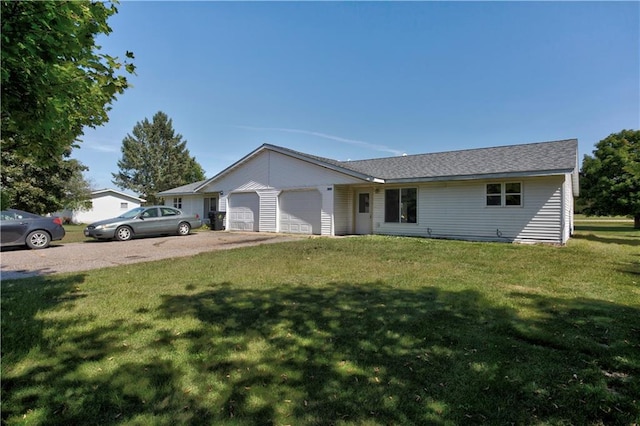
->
177;222;191;236
26;230;51;249
115;226;133;241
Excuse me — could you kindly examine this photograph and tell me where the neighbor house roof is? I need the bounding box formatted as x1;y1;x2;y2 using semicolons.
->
92;188;146;203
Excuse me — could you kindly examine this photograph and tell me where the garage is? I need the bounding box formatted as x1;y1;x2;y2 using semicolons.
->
228;193;259;231
279;190;321;234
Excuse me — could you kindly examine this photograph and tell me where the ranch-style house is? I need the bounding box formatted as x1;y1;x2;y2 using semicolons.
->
158;139;579;244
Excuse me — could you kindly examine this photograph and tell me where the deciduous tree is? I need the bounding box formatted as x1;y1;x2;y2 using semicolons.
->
1;0;134;211
112;111;206;204
580;129;640;228
1;0;135;161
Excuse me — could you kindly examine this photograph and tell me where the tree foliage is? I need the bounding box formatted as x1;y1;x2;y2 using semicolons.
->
1;0;135;162
1;149;93;214
1;0;134;213
112;111;206;204
580;129;640;228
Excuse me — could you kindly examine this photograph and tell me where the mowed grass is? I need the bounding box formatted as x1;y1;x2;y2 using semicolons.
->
2;222;639;425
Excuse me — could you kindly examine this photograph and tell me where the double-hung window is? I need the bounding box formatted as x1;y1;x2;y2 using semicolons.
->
486;182;522;207
385;188;417;223
173;197;182;209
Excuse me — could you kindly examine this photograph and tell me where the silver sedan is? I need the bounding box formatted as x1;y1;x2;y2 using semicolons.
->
84;206;202;241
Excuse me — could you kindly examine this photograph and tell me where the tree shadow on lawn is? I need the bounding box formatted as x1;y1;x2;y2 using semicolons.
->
1;275;209;425
574;224;640;246
2;279;638;425
158;283;640;425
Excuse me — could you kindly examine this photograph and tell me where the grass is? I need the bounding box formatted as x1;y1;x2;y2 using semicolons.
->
2;222;639;425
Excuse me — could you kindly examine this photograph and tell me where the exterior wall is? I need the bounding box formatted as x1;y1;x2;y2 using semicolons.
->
372;175;567;244
562;173;574;244
200;151;363;194
65;193;143;224
201;152;363;235
333;186;354;235
257;189;280;232
164;195;202;218
320;187;335;236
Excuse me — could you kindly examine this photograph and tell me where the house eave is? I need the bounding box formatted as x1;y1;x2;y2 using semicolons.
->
384;168;575;184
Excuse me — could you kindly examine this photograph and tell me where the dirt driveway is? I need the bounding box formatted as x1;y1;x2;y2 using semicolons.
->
1;231;303;280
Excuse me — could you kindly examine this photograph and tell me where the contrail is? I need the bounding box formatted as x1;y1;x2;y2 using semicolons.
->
236;125;404;156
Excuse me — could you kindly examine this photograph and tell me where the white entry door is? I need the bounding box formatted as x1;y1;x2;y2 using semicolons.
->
355;191;372;234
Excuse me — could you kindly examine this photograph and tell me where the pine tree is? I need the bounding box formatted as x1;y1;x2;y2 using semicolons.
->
112;111;205;204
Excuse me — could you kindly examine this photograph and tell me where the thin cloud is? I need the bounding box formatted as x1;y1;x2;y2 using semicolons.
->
236;125;405;156
83;141;120;153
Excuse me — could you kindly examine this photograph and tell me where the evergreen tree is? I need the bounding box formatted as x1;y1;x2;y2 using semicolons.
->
112;111;206;204
1;149;92;214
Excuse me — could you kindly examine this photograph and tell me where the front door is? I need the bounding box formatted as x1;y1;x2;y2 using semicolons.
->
204;197;218;220
355;191;372;234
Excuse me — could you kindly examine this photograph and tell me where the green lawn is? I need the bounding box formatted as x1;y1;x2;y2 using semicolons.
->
2;222;639;425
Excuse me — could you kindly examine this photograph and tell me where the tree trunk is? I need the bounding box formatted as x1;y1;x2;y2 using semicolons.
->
635;214;640;229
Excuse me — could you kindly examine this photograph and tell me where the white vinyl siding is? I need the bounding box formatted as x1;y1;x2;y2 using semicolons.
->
257;190;279;233
374;176;566;243
60;191;145;224
200;150;363;194
333;186;353;235
562;173;574;243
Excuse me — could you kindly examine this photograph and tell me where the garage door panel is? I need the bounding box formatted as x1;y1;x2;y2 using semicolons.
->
279;191;321;235
229;193;259;231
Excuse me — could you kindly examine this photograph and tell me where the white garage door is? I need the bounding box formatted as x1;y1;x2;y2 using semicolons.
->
228;193;259;231
279;190;321;235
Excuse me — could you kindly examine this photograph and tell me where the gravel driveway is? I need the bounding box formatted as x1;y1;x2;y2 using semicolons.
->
1;231;302;280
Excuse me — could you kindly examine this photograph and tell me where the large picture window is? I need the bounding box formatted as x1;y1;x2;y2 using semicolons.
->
486;182;522;207
385;188;417;223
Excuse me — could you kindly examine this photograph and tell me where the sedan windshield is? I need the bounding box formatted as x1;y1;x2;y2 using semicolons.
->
119;207;146;219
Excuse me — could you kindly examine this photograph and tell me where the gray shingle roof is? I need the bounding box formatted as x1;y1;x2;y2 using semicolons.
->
162;139;578;194
157;180;208;196
338;139;578;181
275;139;578;182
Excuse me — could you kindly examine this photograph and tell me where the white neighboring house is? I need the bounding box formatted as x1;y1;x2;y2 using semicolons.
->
57;189;146;224
158;139;579;244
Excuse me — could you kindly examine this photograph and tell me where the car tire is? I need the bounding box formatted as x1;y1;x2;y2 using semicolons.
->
25;230;51;249
115;226;133;241
177;222;191;236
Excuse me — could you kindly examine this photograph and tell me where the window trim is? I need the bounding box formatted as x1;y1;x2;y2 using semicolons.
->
485;182;522;207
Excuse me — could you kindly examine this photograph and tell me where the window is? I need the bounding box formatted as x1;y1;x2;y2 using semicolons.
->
486;182;522;207
358;193;370;213
120;202;128;209
141;208;159;218
161;207;179;217
385;188;417;223
173;197;182;209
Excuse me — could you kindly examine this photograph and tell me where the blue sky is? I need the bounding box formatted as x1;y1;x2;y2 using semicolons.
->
75;1;640;191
